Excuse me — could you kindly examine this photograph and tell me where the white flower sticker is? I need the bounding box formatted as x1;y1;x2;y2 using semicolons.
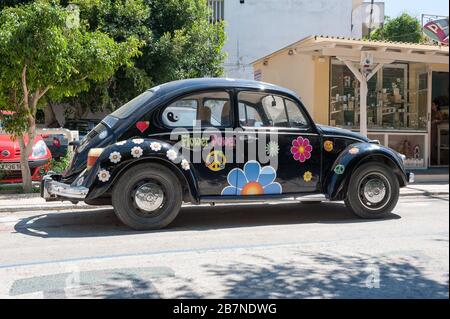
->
265;141;280;157
150;142;162;152
109;151;122;164
132;138;144;145
131;146;144;158
115;141;127;146
98;169;111;182
181;159;190;171
166;149;178;161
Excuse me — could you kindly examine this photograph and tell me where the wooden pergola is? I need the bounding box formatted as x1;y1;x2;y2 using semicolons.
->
269;36;449;136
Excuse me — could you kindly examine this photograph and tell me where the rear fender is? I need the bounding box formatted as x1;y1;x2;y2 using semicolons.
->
81;138;199;202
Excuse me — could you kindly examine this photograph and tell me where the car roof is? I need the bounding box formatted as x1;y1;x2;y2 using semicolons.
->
150;78;300;100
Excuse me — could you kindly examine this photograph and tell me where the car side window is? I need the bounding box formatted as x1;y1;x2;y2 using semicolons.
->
162;91;232;128
285;99;308;127
238;91;309;129
239;103;263;127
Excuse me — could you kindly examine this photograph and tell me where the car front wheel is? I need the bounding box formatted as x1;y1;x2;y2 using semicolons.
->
112;163;182;230
345;163;399;219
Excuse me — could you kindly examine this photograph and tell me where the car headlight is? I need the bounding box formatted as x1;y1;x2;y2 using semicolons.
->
32;140;48;158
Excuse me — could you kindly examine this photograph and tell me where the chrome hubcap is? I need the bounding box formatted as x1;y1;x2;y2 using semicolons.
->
134;183;164;212
358;172;391;211
363;178;386;204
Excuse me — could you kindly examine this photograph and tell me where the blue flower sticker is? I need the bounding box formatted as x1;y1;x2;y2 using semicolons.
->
221;161;282;196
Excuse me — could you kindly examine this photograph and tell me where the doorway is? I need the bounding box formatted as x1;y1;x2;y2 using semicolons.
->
430;71;449;167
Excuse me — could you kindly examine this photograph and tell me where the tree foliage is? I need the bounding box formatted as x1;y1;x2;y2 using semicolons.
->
64;0;226;115
370;13;424;43
0;0;141;191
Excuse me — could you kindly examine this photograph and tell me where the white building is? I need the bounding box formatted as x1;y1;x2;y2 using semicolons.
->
208;0;384;79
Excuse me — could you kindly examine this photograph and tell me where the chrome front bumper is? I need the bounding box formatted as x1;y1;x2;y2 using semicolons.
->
41;175;88;200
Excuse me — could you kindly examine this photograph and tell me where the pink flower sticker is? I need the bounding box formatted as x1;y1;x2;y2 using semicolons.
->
291;137;313;163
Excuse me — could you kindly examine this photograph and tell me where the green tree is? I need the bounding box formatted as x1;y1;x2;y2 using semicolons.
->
0;1;141;192
0;0;33;10
370;13;424;43
65;0;226;116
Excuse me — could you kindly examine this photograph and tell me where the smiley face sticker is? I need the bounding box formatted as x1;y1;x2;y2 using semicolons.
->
334;164;345;175
324;140;334;152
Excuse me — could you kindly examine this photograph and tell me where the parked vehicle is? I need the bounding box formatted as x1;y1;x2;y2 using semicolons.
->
41;133;69;160
42;79;414;230
0;133;52;184
64;119;100;140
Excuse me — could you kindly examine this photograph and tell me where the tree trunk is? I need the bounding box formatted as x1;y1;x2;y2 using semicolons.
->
18;133;34;193
17;65;48;193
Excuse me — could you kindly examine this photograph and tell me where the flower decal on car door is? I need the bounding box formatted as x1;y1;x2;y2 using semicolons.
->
291;137;313;163
221;161;282;196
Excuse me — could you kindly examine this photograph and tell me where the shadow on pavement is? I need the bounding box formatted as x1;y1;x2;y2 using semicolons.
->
202;253;449;299
13;202;400;238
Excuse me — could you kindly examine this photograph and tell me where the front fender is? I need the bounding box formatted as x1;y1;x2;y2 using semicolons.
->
324;142;407;200
81;138;199;202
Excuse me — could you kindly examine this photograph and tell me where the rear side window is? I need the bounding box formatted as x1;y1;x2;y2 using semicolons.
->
161;91;232;128
111;90;154;119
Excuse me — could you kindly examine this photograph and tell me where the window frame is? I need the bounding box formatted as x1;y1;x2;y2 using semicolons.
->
158;89;235;130
236;89;314;132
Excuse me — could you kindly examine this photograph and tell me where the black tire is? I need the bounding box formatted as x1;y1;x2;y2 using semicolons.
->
345;162;399;219
112;163;182;230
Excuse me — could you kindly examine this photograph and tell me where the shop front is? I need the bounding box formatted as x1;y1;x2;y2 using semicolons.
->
252;36;449;169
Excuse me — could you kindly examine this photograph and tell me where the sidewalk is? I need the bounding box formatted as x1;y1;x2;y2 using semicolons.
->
0;183;448;213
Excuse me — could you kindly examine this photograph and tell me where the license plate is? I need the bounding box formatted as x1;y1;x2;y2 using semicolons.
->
0;163;22;171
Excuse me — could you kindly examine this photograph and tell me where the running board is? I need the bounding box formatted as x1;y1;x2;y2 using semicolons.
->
200;194;328;204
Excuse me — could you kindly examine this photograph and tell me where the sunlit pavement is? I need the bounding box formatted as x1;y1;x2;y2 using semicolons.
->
0;196;448;299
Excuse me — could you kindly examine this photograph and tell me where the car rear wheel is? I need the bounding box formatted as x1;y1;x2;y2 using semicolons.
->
112;163;182;230
345;163;399;219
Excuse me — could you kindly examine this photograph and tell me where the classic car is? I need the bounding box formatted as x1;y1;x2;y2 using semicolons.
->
41;78;414;230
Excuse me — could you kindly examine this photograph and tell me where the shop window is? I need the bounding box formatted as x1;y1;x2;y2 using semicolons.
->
388;134;427;169
330;59;428;131
367;133;385;145
330;59;377;130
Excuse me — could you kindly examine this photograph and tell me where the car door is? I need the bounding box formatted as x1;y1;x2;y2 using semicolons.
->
156;90;239;196
234;90;322;195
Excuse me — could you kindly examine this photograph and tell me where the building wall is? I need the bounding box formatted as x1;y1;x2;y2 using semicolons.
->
253;53;330;125
223;0;361;79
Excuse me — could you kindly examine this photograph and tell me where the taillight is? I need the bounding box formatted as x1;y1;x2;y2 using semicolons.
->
87;148;104;170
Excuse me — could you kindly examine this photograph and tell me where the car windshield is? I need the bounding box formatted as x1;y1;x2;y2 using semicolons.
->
110;90;155;119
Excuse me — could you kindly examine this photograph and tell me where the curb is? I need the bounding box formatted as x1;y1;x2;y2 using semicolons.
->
0;191;447;213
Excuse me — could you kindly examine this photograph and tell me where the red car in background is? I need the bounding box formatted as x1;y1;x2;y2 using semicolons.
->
0;130;52;184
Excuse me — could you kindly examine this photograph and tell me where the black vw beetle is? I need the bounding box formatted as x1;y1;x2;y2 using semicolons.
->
42;78;414;230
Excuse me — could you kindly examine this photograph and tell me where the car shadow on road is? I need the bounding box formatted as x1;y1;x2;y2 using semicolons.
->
13;202;400;238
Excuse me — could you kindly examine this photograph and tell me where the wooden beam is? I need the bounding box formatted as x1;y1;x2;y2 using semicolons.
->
322;47;449;64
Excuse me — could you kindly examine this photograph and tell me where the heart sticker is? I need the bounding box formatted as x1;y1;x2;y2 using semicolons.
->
136;121;149;133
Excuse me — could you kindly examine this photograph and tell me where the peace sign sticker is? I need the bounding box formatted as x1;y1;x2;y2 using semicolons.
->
205;150;227;172
334;164;345;175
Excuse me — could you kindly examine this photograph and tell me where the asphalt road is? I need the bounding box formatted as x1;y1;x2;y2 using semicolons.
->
0;196;448;299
